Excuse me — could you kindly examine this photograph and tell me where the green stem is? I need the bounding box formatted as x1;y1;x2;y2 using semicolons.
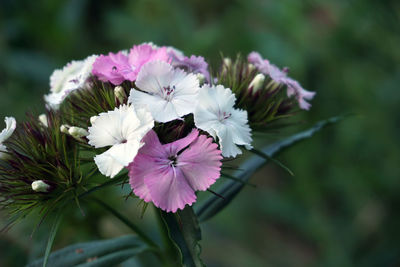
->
154;207;179;267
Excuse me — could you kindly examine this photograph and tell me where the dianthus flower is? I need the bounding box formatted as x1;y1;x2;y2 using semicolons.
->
45;55;97;109
128;129;222;212
0;117;16;158
129;61;200;123
92;44;169;85
194;85;252;157
87;105;154;178
248;52;315;110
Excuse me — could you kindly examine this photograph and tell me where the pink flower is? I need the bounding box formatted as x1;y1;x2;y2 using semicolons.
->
92;44;169;85
128;129;222;213
248;51;316;110
168;48;210;82
126;44;169;81
92;52;130;85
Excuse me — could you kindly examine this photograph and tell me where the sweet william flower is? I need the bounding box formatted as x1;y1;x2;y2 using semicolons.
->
129;61;200;123
168;48;210;82
92;44;169;85
248;51;316;110
87;105;154;178
128;129;222;213
194;85;252;157
45;55;97;109
0;117;16;158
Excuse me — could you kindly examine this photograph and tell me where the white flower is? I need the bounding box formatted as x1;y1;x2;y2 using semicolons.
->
44;55;98;109
128;61;200;123
194;85;252;157
87;105;154;178
0;117;16;158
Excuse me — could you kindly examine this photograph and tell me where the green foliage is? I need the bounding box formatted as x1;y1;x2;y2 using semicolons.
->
0;0;399;266
27;235;149;267
196;116;344;222
160;207;204;267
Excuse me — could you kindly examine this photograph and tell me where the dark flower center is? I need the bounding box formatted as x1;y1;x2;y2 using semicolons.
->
168;155;178;166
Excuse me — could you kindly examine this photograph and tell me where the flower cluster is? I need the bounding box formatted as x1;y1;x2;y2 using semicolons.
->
0;43;315;217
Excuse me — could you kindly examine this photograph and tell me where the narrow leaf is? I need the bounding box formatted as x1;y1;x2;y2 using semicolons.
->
160;207;204;267
196;116;344;222
27;235;148;267
250;148;294;176
43;211;63;267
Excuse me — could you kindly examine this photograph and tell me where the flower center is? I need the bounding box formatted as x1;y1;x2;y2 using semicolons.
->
168;155;178;167
219;111;231;122
162;85;175;101
112;66;118;72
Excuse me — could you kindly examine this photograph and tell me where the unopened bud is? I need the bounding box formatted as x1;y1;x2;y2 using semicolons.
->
223;57;232;68
68;127;89;138
114;86;126;104
248;63;256;72
90;116;98;125
196;73;206;84
31;180;50;193
60;124;69;134
38;114;48;127
248;74;265;94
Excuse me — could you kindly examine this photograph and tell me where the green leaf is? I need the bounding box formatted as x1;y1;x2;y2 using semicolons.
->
43;211;63;267
160;207;204;267
27;235;149;267
196;116;344;222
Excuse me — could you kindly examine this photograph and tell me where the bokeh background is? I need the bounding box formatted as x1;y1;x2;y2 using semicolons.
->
1;0;399;266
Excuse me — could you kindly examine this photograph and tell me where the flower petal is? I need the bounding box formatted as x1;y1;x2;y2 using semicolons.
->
178;134;222;191
163;129;198;156
0;117;16;143
129;89;180;123
145;166;196;213
95;142;142;178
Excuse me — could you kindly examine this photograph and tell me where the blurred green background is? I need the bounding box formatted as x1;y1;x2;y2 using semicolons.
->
1;0;399;266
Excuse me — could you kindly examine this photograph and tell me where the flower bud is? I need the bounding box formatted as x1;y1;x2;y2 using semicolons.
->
196;73;206;84
68;127;89;138
114;86;126;104
60;124;69;134
248;74;265;94
223;57;232;68
38;114;48;127
31;180;50;193
248;63;256;72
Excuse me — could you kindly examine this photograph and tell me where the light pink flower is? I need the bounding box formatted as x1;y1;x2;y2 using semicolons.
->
92;52;130;85
126;44;169;81
92;44;169;85
128;129;222;213
248;52;316;110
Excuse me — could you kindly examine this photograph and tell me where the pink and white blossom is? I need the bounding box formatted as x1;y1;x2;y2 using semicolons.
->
87;105;154;178
194;85;252;157
92;44;169;85
129;61;200;123
248;51;316;110
128;129;222;213
45;55;97;109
